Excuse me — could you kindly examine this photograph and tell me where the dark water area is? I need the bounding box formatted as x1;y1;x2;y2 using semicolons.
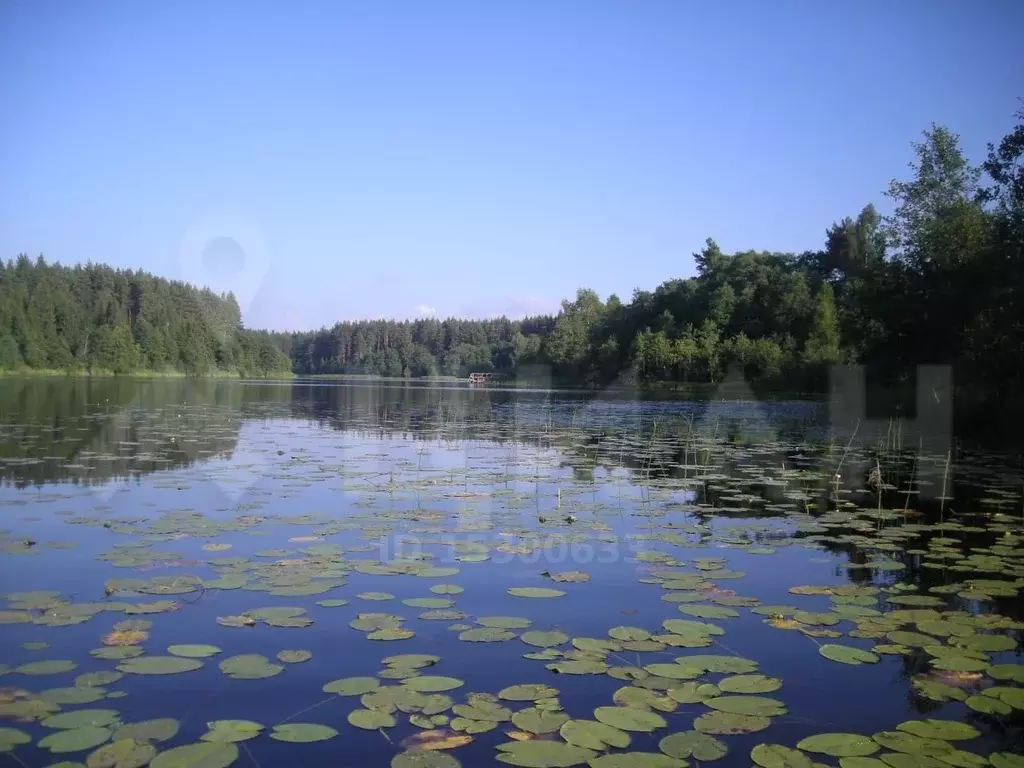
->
0;378;1021;768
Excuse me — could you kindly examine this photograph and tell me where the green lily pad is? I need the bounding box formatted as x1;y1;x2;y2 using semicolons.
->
403;676;465;693
674;655;756;674
507;588;566;599
16;660;78;675
659;730;728;761
593;706;666;733
85;738;156;768
218;654;283;679
677;605;739;619
521;631;569;648
987;664;1024;683
872;731;953;756
149;742;239;768
40;687;108;705
751;744;815;768
512;708;569;735
718;675;782;694
895;720;979;741
43;709;120;730
316;599;349;607
560;720;631;750
694;712;771;735
705;695;787;716
117;657;203;675
76;672;124;688
392;751;462;768
964;695;1011;715
990;754;1024;768
200;721;264;743
588;754;686;768
39;726;112;754
819;644;880;665
459;628;515;643
112;719;180;744
323;677;381;696
498;684;559;701
167;645;222;659
0;728;30;752
347;709;396;729
276;650;312;664
270;723;338;742
797;734;880;757
495;740;595;767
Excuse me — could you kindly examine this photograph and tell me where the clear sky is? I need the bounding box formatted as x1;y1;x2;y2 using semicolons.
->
2;1;1022;331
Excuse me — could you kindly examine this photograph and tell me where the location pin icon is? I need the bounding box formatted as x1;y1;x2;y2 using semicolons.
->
177;211;271;318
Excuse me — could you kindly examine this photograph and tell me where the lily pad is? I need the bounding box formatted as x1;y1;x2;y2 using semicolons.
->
39;726;112;754
276;650;312;663
43;710;120;730
659;730;728;761
495;740;595;767
593;707;666;733
895;720;979;741
521;631;569;648
200;721;264;743
117;657;203;675
404;677;465;693
819;644;880;665
797;734;881;757
718;675;782;694
16;660;78;676
560;720;631;750
507;588;566;599
85;738;156;768
218;654;283;679
112;719;179;744
705;695;787;716
588;754;685;768
499;684;559;702
324;677;381;696
694;711;771;735
348;709;396;729
167;645;222;659
149;742;239;768
751;744;815;768
270;723;338;742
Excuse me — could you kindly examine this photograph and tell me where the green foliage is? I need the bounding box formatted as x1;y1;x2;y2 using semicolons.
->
0;259;289;377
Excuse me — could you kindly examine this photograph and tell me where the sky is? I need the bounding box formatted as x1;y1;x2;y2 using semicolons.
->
2;0;1022;331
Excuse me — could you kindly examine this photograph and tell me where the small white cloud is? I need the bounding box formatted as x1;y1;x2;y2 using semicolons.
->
416;304;438;317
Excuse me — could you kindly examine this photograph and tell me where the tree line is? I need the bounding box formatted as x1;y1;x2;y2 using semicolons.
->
3;109;1021;420
0;259;291;376
276;112;1024;404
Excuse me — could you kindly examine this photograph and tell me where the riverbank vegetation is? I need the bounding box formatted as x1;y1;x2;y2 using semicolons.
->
2;113;1021;413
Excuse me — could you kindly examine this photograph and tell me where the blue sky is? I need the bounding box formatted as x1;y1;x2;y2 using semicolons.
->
2;1;1021;331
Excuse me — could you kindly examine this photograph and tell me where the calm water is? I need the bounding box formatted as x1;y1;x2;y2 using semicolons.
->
0;378;1021;767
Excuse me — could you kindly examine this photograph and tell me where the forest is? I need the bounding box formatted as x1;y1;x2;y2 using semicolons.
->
1;111;1022;418
0;259;291;376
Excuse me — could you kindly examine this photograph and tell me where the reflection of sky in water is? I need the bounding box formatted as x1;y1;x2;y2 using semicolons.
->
0;382;1021;765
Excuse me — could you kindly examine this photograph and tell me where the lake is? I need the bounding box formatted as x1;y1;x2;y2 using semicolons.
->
0;378;1021;768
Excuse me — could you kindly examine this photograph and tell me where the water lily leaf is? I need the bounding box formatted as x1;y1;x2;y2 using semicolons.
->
612;687;676;713
369;628;416;641
117;657;203;676
560;720;631;750
593;707;666;733
218;654;283;680
495;740;595;767
718;675;782;694
392;751;462;768
167;645;222;659
459;628;515;643
895;720;979;741
662;620;724;637
76;672;124;688
838;759;888;768
987;664;1024;683
751;744;815;768
44;710;120;730
511;709;569;735
39;726;112;753
666;683;702;705
149;742;239;768
112;719;179;744
41;687;109;705
85;738;156;768
404;676;465;693
270;723;338;742
819;645;880;666
693;712;771;735
0;728;30;752
796;734;880;757
323;677;381;696
910;678;967;703
478;617;533;629
348;709;396;729
316;599;349;607
521;631;569;648
964;695;1010;715
644;664;699;681
609;627;650;642
872;731;952;756
547;571;590;583
546;660;608;675
588;754;685;768
659;730;728;761
498;684;558;702
990;754;1024;768
215;616;256;628
276;650;311;663
705;696;787;716
16;660;78;675
200;721;264;743
674;655;757;674
677;605;739;619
